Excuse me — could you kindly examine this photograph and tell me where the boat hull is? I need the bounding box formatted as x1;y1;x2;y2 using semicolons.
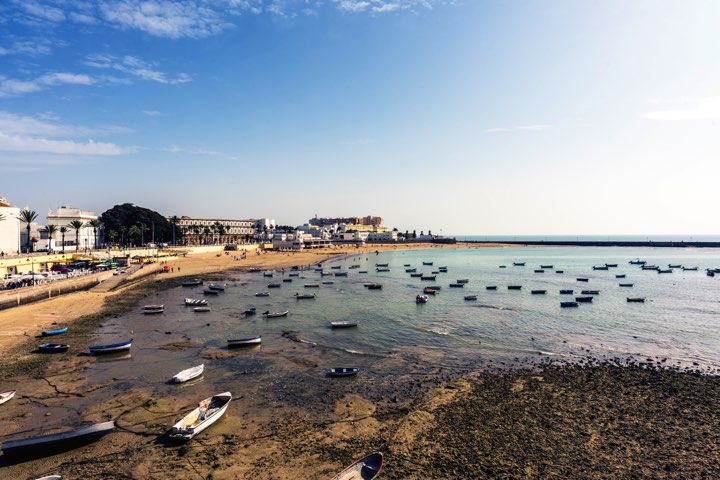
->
169;393;231;442
330;452;384;480
2;421;115;460
89;339;133;354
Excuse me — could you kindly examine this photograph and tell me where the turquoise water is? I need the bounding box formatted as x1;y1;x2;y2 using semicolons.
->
95;246;720;375
456;235;720;242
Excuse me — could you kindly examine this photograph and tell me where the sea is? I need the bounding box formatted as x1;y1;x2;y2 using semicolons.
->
456;235;720;243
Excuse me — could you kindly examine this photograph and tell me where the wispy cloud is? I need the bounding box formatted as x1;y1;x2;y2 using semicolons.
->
0;111;132;155
84;54;192;84
161;144;239;160
644;96;720;121
0;39;53;56
0;72;93;96
143;110;161;117
484;124;552;133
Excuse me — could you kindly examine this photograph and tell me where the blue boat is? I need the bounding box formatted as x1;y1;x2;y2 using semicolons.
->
38;343;69;353
42;326;68;336
89;339;133;354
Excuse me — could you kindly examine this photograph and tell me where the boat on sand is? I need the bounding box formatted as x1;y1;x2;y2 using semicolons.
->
329;452;384;480
172;364;204;383
1;421;115;459
168;392;232;442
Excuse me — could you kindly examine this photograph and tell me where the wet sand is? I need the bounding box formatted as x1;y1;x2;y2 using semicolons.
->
2;243;719;478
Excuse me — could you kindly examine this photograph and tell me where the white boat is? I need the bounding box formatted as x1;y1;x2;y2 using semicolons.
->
255;292;270;297
228;336;262;347
263;310;289;318
34;476;64;480
0;390;16;405
184;298;208;306
304;283;320;288
172;364;204;383
193;306;211;312
168;392;232;442
295;293;316;299
330;452;384;480
142;304;164;314
330;321;358;329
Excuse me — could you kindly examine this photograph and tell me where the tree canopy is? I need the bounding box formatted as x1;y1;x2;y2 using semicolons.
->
100;203;177;245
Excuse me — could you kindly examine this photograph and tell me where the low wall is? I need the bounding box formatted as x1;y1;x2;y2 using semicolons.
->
0;270;115;311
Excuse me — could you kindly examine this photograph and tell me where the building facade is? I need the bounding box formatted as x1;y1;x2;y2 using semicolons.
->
174;216;255;244
309;215;384;228
46;206;99;250
0;196;20;256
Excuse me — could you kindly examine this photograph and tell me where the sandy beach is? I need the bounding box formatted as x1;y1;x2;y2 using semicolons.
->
2;242;719;479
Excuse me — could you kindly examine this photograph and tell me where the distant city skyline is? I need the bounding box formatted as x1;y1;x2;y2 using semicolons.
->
1;1;719;235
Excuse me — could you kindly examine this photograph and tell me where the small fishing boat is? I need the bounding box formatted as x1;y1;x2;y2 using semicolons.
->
432;271;440;274
615;274;626;278
268;282;282;288
575;296;593;303
89;339;132;354
420;276;436;281
513;262;525;266
249;267;261;272
422;261;433;266
263;310;289;318
331;265;342;269
403;264;411;267
576;278;589;282
1;421;115;459
605;263;618;268
203;289;219;295
416;295;429;304
41;326;68;336
456;279;469;283
657;269;672;274
405;268;417;273
143;304;164;314
243;307;257;315
376;268;390;272
228;336;262;347
305;283;320;288
255;292;270;297
423;287;437;294
208;284;226;291
321;272;334;276
181;279;203;287
334;272;348;277
508;285;522;290
464;295;477;301
0;390;16;405
559;289;574;294
289;272;300;276
561;301;579;308
627;297;646;303
364;283;382;289
349;265;360;269
185;298;208;306
172;364;204;383
619;283;634;287
592;266;608;271
295;293;316;299
708;271;716;277
629;259;646;265
410;273;424;278
329;367;359;377
668;264;681;269
641;265;659;270
540;264;553;269
531;290;547;294
263;272;274;277
499;265;506;269
555;270;564;274
449;283;464;288
376;263;389;267
168;392;232;442
682;266;698;271
358;270;368;274
426;285;442;291
581;290;599;295
486;286;497;290
329;452;384;480
330;321;358;329
38;343;69;353
193;306;211;312
534;270;545;273
438;267;448;272
322;281;335;285
33;475;63;480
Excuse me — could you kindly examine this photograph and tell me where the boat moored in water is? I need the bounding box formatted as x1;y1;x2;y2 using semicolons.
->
627;297;646;303
263;310;289;318
561;301;579;308
464;295;477;301
416;295;429;304
330;321;358;329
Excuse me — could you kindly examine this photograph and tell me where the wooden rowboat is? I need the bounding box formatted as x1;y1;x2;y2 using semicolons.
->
0;390;16;405
329;452;384;480
172;364;204;383
168;392;231;442
228;336;262;347
263;310;289;318
1;421;115;459
89;339;132;354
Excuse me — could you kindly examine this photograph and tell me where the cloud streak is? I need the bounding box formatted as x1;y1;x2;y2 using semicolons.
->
644;96;720;121
484;124;552;133
84;54;192;84
0;72;93;96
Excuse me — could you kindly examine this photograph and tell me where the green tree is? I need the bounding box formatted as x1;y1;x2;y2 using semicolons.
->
192;224;200;245
99;203;175;244
118;226;127;246
69;220;85;252
203;226;211;244
19;209;38;253
106;230;118;245
42;224;59;251
170;215;179;246
86;219;102;249
59;226;68;253
128;225;141;246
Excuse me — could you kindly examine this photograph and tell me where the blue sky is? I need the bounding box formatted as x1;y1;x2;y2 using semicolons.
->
1;0;719;235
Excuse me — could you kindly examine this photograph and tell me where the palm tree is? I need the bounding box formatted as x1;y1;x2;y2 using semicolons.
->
19;209;38;253
203;226;211;245
170;216;179;246
192;224;200;245
69;220;85;252
128;225;141;246
59;226;68;252
106;230;118;245
42;224;59;252
86;219;102;250
119;226;127;246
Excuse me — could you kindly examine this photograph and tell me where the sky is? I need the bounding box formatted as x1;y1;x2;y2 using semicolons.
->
1;0;719;235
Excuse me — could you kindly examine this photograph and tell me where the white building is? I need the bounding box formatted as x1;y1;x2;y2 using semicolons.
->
46;206;99;251
367;231;398;242
174;216;255;244
0;196;21;256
